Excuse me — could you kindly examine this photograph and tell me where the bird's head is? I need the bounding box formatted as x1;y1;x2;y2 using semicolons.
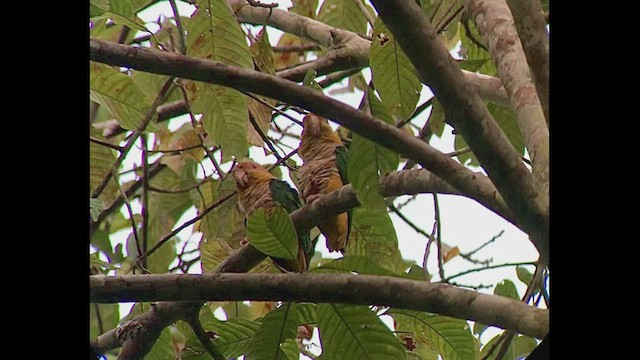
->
301;114;342;144
232;160;275;189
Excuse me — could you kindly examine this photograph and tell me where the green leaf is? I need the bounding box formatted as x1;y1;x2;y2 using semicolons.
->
89;62;157;131
405;264;432;282
143;167;195;273
515;266;534;286
514;335;538;359
188;0;254;69
251;27;276;75
193;85;249;162
90;197;105;222
303;69;324;92
193;177;246;254
144;327;177;360
186;0;253;161
428;99;446;138
131;72;182;104
200;308;262;359
89;133;118;205
480;333;514;360
346;206;401;272
317;0;368;34
280;338;300;360
89;303;119;339
472;321;489;337
312;255;397;276
487;103;525;156
289;0;319;18
390;309;476;360
245;303;300;360
247;207;299;260
90;0;108;18
370;17;422;121
348;91;399;209
454;134;480;167
317;304;406;360
459;19;497;76
494;279;520;300
295;303;317;325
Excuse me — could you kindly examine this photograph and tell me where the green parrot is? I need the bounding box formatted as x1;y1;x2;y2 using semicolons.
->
298;113;351;253
232;159;313;272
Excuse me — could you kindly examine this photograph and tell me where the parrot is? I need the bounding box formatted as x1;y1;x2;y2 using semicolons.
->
298;113;351;253
232;159;312;272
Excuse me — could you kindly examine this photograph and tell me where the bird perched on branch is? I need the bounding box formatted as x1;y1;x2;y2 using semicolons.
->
298;113;351;253
232;160;311;272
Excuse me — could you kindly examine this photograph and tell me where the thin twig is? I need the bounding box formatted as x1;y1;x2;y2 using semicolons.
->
247;0;278;8
147;144;207;153
434;2;461;33
388;203;434;241
248;111;284;160
448;281;492;290
111;167;145;272
435;5;464;34
148;178;213;194
175;79;226;180
242;89;303;126
93;303;104;335
444;147;471;157
352;0;375;28
423;222;438;274
272;44;321;52
187;315;226;360
90;137;125;152
141;134;150;270
430;0;443;23
458;230;504;265
317;68;363;89
433;193;445;281
462;17;489;52
440;261;537;283
490;261;545;360
168;0;187;55
91;77;175;199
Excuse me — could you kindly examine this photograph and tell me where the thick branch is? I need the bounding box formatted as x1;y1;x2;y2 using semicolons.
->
90;38;520;233
465;0;549;198
370;0;548;263
90;273;549;340
291;169;519;235
228;0;510;105
505;0;549;125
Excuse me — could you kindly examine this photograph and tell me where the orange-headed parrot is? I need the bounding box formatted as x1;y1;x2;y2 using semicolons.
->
298;113;351;253
232;160;312;272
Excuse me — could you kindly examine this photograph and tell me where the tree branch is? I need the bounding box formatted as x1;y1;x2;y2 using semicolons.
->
464;0;549;200
228;0;510;106
505;0;549;125
89;38;520;233
90;273;549;340
370;0;549;263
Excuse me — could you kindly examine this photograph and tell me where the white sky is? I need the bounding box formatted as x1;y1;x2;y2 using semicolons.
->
94;0;546;357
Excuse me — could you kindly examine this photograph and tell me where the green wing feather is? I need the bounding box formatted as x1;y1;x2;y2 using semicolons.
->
335;146;352;242
269;179;313;260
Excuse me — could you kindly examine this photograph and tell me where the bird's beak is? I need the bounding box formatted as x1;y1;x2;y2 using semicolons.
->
233;167;249;188
304;114;321;137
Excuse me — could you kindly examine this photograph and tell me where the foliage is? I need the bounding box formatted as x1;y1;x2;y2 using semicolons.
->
89;1;549;359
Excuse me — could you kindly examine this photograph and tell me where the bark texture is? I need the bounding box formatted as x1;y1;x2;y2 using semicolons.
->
465;0;550;202
90;273;549;340
370;0;549;263
228;0;511;105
